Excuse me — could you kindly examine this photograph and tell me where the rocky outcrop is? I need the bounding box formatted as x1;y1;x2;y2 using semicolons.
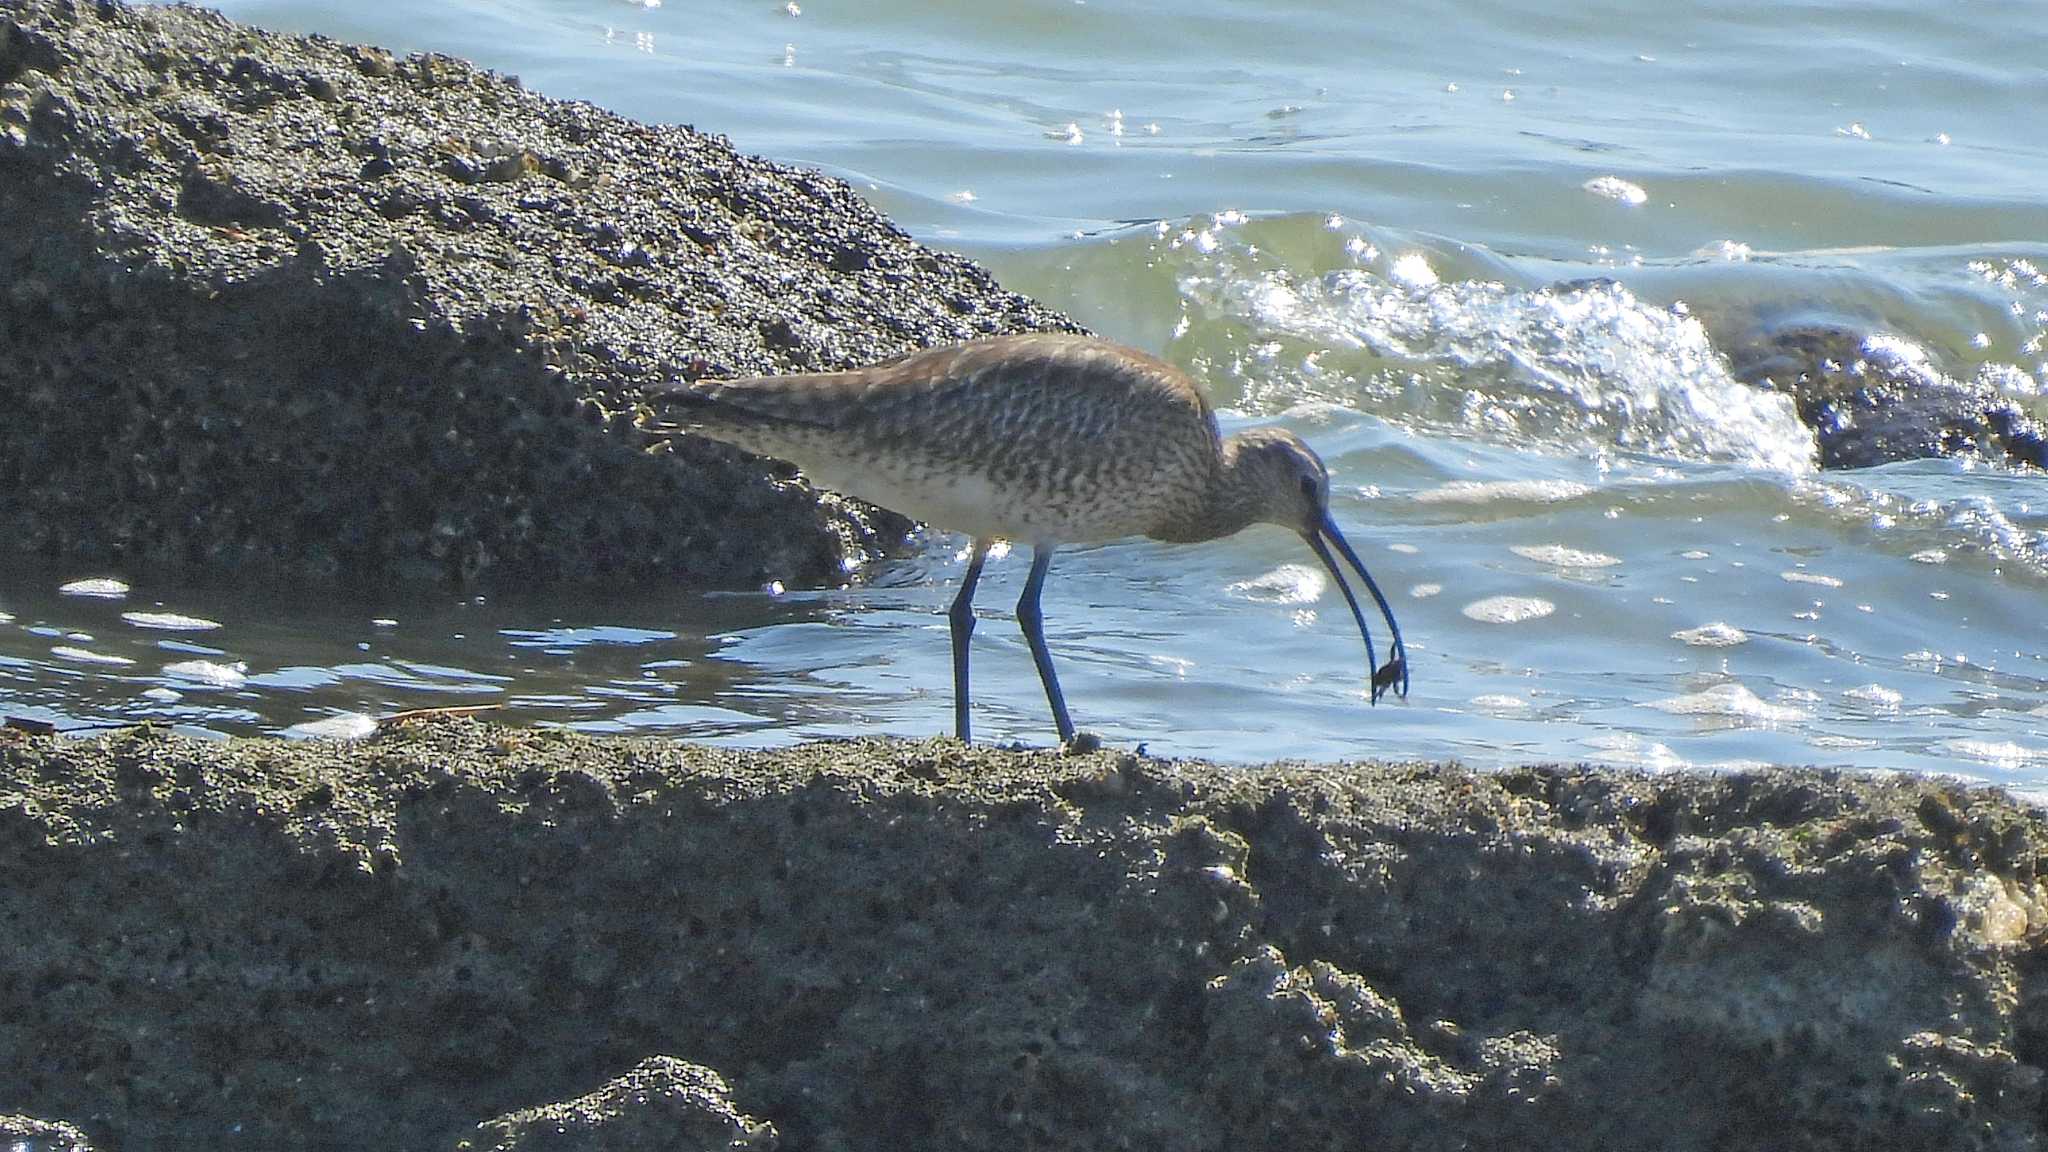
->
1717;310;2046;472
4;721;2046;1150
0;0;1077;589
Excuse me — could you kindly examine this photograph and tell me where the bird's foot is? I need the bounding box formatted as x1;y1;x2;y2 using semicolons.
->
1370;655;1409;703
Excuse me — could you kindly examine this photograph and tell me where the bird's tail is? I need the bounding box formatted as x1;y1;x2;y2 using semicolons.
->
639;371;856;434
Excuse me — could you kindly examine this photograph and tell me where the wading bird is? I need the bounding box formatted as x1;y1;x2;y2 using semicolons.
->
643;333;1407;746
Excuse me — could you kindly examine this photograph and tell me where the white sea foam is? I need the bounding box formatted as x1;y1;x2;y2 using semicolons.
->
1582;175;1648;205
1461;595;1555;624
59;578;130;599
1413;480;1593;505
162;660;248;689
123;611;222;632
51;646;135;666
1646;682;1805;724
1671;623;1747;647
1180;263;1816;470
282;713;380;741
1512;544;1621;568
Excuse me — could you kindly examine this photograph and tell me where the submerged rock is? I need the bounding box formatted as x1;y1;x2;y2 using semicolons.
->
3;720;2047;1149
0;0;1077;589
1718;311;2046;471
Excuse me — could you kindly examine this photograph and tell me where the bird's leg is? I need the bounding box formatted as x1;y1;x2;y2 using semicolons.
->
948;539;992;742
1016;545;1077;745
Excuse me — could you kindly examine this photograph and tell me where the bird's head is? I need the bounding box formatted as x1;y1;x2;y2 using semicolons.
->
1231;427;1411;702
1232;427;1333;535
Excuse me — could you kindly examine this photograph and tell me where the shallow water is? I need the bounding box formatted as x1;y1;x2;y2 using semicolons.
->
4;0;2045;780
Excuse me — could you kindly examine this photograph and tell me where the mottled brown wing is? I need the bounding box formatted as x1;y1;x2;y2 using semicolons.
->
644;333;1218;506
644;334;1209;434
839;335;1218;461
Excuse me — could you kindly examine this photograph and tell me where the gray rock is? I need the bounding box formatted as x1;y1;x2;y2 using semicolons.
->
4;721;2048;1150
1717;310;2046;471
0;0;1079;588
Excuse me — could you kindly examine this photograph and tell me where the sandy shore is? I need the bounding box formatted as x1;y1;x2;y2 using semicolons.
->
3;719;2045;1149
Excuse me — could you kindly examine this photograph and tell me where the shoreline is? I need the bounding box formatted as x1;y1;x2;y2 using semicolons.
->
4;720;2046;1148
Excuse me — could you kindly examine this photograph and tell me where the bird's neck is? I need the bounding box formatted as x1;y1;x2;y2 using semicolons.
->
1151;439;1265;544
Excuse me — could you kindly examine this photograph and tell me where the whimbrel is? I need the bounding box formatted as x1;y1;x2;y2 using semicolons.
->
642;333;1408;746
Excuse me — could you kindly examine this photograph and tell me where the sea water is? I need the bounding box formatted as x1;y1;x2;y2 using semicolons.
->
2;0;2044;781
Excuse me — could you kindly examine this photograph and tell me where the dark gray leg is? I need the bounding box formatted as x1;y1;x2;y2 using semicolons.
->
1016;545;1076;744
948;539;991;742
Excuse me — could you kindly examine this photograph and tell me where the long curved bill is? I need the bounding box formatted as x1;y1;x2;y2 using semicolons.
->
1305;514;1410;703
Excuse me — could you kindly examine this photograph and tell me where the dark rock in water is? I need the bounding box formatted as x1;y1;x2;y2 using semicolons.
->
0;0;1078;589
6;720;2048;1150
1718;312;2046;471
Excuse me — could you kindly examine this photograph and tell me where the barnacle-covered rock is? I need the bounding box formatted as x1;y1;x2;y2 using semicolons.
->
0;0;1078;589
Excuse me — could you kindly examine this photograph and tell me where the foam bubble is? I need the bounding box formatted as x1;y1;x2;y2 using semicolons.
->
1671;623;1747;647
1582;733;1688;770
51;646;135;666
1470;694;1531;712
1939;739;2047;770
1512;544;1621;568
162;660;248;689
1462;596;1555;624
123;611;222;632
1843;684;1903;709
282;713;380;741
1646;682;1805;724
1414;480;1593;505
1582;175;1648;205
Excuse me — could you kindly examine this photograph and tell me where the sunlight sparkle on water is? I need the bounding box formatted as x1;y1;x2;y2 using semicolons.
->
1389;252;1439;288
1224;564;1327;605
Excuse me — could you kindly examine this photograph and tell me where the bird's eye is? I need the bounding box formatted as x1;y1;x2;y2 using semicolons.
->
1300;475;1320;500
